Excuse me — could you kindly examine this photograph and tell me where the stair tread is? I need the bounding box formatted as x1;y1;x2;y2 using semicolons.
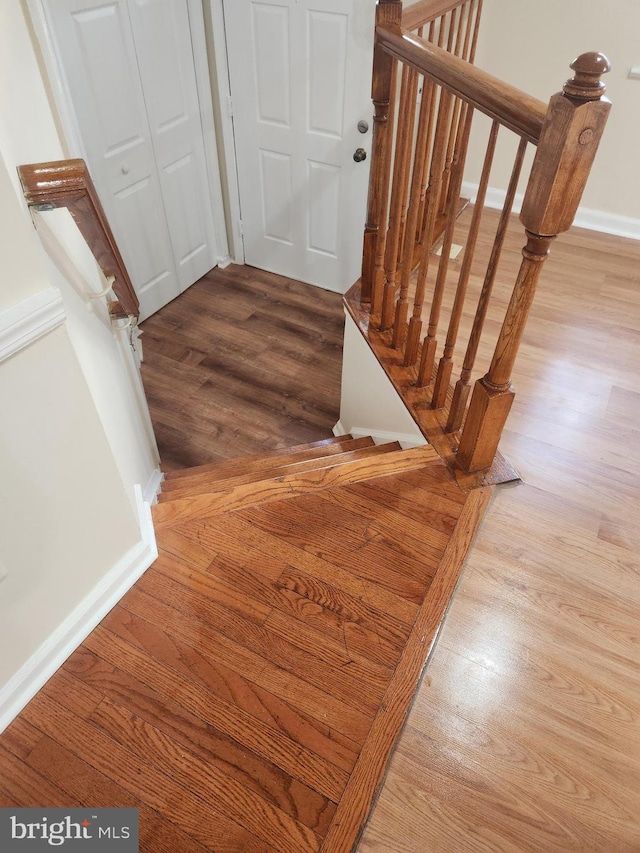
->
153;443;440;529
163;434;357;483
159;441;400;503
161;436;375;497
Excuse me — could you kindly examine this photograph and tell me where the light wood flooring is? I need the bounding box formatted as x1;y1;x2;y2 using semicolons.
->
358;219;640;851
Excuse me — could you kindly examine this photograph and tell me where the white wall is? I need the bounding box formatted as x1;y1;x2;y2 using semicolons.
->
1;2;160;508
0;3;160;729
336;313;427;448
465;0;640;232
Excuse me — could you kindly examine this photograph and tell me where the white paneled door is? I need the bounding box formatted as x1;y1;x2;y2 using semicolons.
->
44;0;219;320
225;0;375;293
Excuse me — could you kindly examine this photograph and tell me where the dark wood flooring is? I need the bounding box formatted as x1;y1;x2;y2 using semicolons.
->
139;265;346;471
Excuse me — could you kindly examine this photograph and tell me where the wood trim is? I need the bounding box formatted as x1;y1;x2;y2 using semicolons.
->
319;484;493;852
18;159;140;319
377;26;547;144
403;0;467;31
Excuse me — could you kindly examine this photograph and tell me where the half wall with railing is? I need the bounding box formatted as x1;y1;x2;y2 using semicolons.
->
349;0;611;483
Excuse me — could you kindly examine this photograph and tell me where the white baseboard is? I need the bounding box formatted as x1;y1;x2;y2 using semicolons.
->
334;420;427;450
0;288;65;364
461;182;640;241
0;485;157;733
143;467;164;506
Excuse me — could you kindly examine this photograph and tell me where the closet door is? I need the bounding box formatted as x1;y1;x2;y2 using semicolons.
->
45;0;218;320
127;0;217;292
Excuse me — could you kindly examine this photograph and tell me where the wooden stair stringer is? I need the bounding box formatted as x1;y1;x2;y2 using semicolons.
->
152;444;440;529
159;439;393;502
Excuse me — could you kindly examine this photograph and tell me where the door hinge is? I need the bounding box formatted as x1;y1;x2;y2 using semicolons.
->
238;219;244;237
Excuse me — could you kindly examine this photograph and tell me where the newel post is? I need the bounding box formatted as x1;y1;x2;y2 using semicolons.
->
361;0;403;303
457;52;611;473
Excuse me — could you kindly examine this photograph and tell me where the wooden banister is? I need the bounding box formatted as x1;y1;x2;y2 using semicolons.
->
403;0;469;32
456;52;611;472
376;25;547;143
351;3;612;485
362;0;404;301
18;159;140;320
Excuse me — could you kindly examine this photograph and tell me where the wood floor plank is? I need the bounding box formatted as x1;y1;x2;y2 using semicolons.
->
26;736;211;853
22;694;276;853
241;496;440;586
190;543;405;670
80;625;349;801
142;560;391;709
65;636;359;784
348;468;468;519
41;667;104;720
0;716;42;761
117;579;376;741
0;743;81;807
182;513;423;616
314;487;454;553
63;647;345;830
89;698;321;853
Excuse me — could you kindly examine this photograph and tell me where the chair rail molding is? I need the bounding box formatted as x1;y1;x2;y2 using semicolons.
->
0;288;65;365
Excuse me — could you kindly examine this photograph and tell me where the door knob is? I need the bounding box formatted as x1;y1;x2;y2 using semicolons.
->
353;148;367;163
121;163;130;175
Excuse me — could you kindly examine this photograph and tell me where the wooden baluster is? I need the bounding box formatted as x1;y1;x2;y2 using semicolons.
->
468;0;483;63
415;102;474;385
415;18;446;252
403;85;454;366
371;61;399;314
436;6;464;216
394;69;420;277
447;137;527;432
439;0;476;217
457;53;611;472
380;66;419;329
430;120;499;406
361;0;403;304
392;72;438;348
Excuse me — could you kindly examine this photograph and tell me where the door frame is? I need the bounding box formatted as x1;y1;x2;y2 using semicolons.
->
26;0;238;268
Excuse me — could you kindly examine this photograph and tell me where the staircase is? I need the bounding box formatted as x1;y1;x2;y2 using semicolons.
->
147;433;490;852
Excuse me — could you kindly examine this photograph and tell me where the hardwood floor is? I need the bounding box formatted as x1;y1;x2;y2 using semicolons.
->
1;218;638;851
139;264;345;471
358;221;640;852
0;439;489;853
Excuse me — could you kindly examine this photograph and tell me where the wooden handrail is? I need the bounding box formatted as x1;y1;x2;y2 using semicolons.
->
403;0;468;31
376;25;547;144
18;159;139;320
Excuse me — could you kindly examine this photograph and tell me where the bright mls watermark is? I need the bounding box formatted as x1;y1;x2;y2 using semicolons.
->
0;809;138;851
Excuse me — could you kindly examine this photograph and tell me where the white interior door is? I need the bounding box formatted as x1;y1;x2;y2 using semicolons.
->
225;0;375;293
43;0;218;320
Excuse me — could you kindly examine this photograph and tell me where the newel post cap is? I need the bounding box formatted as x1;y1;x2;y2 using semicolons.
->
564;52;612;101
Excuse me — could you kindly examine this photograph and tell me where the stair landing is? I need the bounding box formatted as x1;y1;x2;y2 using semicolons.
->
1;439;491;853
